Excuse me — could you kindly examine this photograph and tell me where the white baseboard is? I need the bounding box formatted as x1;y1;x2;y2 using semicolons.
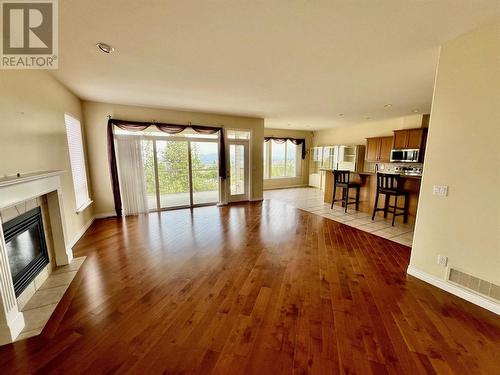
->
407;265;500;315
68;210;117;249
94;211;117;219
68;216;95;249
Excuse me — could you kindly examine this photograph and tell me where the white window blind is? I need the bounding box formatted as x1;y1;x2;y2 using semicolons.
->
64;114;91;211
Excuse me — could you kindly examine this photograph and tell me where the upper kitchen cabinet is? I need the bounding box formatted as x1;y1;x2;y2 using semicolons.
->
393;128;427;149
366;138;379;161
407;129;425;148
322;146;336;169
365;136;392;162
379;137;393;161
309;147;323;188
393;130;408;149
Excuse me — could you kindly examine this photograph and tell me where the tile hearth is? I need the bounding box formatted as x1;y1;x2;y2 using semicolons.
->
15;257;86;341
264;187;414;247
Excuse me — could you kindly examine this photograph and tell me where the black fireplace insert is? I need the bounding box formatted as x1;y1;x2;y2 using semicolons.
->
3;207;49;297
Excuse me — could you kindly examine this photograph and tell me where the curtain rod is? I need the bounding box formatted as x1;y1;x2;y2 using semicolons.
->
107;116;220;128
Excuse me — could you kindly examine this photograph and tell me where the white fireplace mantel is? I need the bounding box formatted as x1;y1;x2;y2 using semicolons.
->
0;170;72;345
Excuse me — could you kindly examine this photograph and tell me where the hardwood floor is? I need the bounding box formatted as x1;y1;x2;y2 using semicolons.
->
0;200;499;374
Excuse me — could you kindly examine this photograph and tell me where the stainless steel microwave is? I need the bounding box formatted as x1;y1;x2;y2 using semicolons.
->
390;149;420;163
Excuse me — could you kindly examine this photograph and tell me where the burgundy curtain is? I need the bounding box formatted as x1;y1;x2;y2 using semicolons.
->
264;137;306;159
107;118;226;217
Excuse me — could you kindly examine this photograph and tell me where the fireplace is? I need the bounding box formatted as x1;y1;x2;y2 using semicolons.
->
0;170;73;344
3;207;49;297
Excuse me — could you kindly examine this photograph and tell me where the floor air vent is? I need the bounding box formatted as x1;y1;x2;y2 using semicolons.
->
448;268;500;302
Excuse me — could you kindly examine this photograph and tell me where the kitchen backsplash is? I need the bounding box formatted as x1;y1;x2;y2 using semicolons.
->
364;162;423;174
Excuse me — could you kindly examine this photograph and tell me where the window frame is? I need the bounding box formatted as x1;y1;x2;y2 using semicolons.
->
64;113;92;213
263;139;301;180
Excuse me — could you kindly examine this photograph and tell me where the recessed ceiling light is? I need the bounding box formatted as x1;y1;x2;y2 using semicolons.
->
338;113;344;117
412;109;419;113
96;42;115;54
384;104;392;108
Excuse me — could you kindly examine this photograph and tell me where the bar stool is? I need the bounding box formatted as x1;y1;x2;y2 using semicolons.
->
371;173;409;226
331;170;360;213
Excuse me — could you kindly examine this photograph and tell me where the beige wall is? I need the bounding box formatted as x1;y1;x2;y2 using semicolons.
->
0;71;93;245
410;22;500;284
82;101;264;216
313;114;424;147
263;128;313;190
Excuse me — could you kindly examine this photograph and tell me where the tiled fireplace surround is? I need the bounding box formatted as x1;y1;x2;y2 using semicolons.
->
2;195;56;309
0;171;74;345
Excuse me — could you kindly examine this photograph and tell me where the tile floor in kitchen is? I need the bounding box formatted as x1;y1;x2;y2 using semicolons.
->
264;187;414;247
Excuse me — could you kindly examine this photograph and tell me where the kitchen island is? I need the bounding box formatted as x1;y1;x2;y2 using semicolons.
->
322;169;422;224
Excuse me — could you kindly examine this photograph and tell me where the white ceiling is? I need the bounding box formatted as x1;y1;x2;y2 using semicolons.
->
52;1;500;130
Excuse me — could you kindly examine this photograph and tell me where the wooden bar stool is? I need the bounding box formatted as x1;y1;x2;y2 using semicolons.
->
371;173;409;226
331;170;360;213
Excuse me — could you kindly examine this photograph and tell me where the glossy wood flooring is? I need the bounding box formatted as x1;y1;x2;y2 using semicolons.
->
0;200;499;374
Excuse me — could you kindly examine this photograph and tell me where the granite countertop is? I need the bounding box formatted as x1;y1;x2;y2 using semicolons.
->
320;168;421;179
353;171;422;179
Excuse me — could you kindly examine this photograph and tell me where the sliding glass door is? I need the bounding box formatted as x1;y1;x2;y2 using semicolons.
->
191;141;219;205
141;136;219;210
156;140;191;208
142;139;158;210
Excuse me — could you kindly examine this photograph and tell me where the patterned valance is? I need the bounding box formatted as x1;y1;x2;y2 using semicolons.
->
264;137;306;159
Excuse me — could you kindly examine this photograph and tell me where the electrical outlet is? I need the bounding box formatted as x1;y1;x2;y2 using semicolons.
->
433;185;448;196
437;255;448;267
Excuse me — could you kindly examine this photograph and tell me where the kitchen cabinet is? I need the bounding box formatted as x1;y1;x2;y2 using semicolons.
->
366;138;379;161
322;146;336;169
407;129;424;149
393;131;408;149
311;147;323;162
312;145;365;188
309;147;323;188
393;128;426;149
365;137;392;162
337;145;365;172
379;137;393;162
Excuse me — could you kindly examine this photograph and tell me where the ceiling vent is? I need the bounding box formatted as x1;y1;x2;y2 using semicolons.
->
448;268;500;303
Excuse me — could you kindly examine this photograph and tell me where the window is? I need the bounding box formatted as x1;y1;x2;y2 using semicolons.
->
263;140;300;179
227;130;251;140
64;114;91;211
